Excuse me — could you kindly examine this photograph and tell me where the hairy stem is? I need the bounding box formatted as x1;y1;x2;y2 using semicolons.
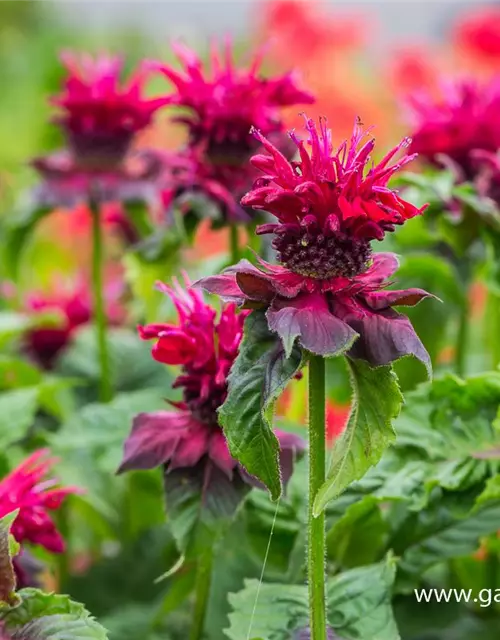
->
308;354;327;640
90;199;113;403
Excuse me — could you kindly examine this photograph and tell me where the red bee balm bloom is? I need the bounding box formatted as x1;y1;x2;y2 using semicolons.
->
453;7;500;65
157;42;314;161
407;77;500;179
118;279;304;485
198;117;433;368
25;284;92;369
0;450;79;554
54;52;169;170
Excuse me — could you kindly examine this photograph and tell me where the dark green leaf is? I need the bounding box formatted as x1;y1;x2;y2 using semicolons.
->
219;311;303;500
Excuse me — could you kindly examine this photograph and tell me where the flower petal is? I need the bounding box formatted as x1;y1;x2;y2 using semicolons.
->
267;292;358;357
208;430;236;478
194;273;245;304
356;252;400;285
118;411;191;473
341;304;431;373
363;288;435;310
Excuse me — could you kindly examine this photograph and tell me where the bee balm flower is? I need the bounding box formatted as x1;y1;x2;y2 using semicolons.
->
118;278;304;485
156;41;314;222
407;77;500;179
198;117;432;369
33;53;168;208
53;52;169;170
0;450;79;555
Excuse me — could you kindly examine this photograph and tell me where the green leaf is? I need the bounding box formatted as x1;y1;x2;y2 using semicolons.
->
326;496;387;568
397;498;500;586
327;557;399;640
225;558;399;640
314;360;402;515
394;372;500;491
4;205;53;280
219;311;303;501
0;511;20;607
477;474;500;504
0;387;40;449
2;589;108;639
164;461;250;556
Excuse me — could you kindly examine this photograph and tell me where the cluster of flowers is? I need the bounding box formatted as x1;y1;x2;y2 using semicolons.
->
34;45;313;220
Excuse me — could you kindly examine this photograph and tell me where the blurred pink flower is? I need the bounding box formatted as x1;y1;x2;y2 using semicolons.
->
25;277;124;369
0;450;79;554
155;40;313;222
407;77;500;179
53;52;169;171
453;7;500;66
156;41;313;159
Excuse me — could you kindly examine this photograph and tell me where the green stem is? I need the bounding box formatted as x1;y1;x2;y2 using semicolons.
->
189;548;213;640
308;354;327;640
90;200;113;403
229;224;240;264
455;297;469;378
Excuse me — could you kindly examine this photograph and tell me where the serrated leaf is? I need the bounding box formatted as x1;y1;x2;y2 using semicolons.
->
314;360;402;515
2;589;108;639
225;558;399;640
219;311;303;500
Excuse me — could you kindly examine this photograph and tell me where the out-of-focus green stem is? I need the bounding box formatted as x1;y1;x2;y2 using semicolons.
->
90;199;112;403
229;224;240;265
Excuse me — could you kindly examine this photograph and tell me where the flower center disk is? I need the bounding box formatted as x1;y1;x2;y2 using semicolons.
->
273;226;372;279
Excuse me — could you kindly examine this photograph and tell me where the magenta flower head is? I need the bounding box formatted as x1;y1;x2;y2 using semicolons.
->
155;41;314;222
406;77;500;179
156;41;314;162
33;52;168;208
0;450;79;554
53;52;169;171
198;116;433;368
118;277;304;486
